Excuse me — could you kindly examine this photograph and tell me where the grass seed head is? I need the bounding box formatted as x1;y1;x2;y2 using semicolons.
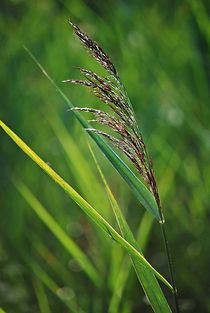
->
65;20;161;207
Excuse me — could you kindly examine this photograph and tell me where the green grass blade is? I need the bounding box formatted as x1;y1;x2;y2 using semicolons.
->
0;120;171;289
109;212;153;313
24;47;160;221
14;180;100;286
33;279;51;313
108;257;130;313
47;112;110;216
88;143;172;313
0;309;6;313
48;113;98;199
137;212;154;252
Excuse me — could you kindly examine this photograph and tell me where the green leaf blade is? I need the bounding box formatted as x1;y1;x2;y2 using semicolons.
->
23;47;161;221
87;130;161;220
15;181;101;287
88;143;172;313
0;120;171;291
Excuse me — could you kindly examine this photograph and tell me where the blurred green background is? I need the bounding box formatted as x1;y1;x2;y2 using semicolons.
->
1;0;210;312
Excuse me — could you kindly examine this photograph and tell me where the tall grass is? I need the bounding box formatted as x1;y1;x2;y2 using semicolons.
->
1;2;209;312
0;19;178;311
0;118;172;312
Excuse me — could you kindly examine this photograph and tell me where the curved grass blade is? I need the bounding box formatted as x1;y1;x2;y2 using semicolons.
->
23;46;161;221
88;142;172;313
47;111;110;217
109;256;130;313
107;131;182;313
0;120;171;289
14;180;101;287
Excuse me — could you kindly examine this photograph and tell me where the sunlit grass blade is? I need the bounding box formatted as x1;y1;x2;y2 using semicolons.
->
14;180;100;286
23;46;161;221
109;212;153;313
108;256;130;313
33;278;51;313
88;142;172;313
0;309;6;313
47;111;109;216
0;120;172;290
109;212;154;313
137;212;154;251
108;242;124;290
48;112;98;200
47;112;112;270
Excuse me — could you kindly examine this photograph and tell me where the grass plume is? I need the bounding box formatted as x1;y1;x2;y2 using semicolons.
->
64;20;161;212
64;20;179;312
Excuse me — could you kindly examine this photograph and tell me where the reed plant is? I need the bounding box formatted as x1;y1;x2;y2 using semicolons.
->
0;20;181;313
64;20;179;312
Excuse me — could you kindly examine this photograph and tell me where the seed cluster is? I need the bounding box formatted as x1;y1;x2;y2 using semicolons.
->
64;20;160;207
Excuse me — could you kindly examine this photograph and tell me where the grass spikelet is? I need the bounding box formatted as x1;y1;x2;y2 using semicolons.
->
65;21;161;211
69;20;119;78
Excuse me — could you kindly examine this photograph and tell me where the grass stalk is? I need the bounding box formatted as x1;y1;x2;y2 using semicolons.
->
14;180;100;286
160;220;180;313
88;141;172;312
0;119;172;291
23;46;161;221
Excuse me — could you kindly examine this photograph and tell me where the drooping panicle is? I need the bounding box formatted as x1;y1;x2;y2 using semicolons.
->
69;20;119;79
65;20;161;206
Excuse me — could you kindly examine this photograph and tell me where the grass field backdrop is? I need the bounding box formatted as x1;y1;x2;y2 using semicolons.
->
0;0;210;312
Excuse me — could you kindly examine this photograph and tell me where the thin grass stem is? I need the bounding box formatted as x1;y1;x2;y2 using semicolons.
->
160;220;180;313
158;202;179;313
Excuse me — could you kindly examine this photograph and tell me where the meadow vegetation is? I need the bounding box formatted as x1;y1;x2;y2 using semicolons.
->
0;1;210;312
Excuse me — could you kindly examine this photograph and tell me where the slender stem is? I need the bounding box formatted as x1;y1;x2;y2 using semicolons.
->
159;214;180;313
